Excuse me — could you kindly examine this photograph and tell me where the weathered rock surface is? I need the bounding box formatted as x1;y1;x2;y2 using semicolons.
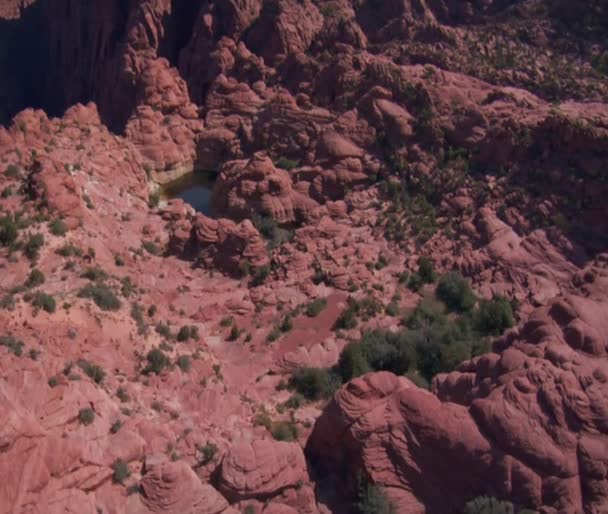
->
308;295;608;514
217;439;307;502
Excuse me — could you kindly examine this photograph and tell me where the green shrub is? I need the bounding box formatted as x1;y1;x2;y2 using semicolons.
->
251;264;270;286
266;327;281;343
142;241;161;256
148;191;160;208
143;348;170;375
4;164;19;178
48;376;59;387
199;442;218;464
306;298;328;317
177;325;191;342
48;218;68;236
78;359;105;384
275;157;300;170
56;243;82;257
0;294;15;310
25;268;45;288
417;257;436;283
476;296;514;335
337;342;370;381
176;355;191;372
110;420;123;434
290;367;341;400
1;186;12;198
436;271;476;312
0;215;18;246
80;266;108;282
23;233;44;260
117;386;130;403
280;314;294;332
357;482;396;514
0;335;24;356
270;421;298;442
334;296;383;330
79;408;95;425
31;292;56;313
121;276;135;297
228;324;241;341
155;323;172;340
111;458;130;484
130;303;148;335
463;496;514;514
407;273;423;292
78;283;121;311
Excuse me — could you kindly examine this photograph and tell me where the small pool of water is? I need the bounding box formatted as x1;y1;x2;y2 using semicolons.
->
161;173;215;217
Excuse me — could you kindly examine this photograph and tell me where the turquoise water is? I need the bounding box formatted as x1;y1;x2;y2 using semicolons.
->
162;173;215;217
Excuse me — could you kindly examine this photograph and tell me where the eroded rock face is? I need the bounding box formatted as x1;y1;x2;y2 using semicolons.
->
217;439;307;502
307;295;608;514
213;153;321;224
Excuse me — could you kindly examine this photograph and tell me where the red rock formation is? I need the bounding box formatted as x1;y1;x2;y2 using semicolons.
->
308;295;608;514
213;153;321;224
217;439;307;501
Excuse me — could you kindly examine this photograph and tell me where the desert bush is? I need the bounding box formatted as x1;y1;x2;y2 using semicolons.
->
78;283;121;311
56;243;82;257
80;266;108;282
357;482;397;514
290;367;341;400
25;268;45;288
23;233;44;260
78;359;105;384
110;420;123;434
49;218;68;236
31;292;56;313
112;458;130;484
275;157;300;170
143;348;170;375
176;355;191;372
306;297;328;317
417;257;436;283
270;421;298;442
0;335;24;356
130;303;148;335
251;264;271;286
280;314;293;332
463;496;514;514
476;296;515;335
78;408;95;425
436;271;476;312
142;241;161;255
0;215;18;246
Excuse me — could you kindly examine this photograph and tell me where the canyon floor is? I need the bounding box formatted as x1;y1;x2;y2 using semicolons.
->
0;1;607;514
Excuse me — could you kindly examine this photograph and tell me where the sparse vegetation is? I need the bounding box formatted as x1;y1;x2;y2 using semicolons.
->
23;233;44;260
78;283;121;311
0;215;18;246
356;481;397;514
436;271;476;312
290;367;341;401
463;496;515;514
176;355;191;372
142;348;170;375
270;421;299;442
31;292;56;313
48;218;68;236
78;408;95;425
25;268;45;288
0;335;24;356
78;359;105;384
306;297;328;317
81;266;108;282
198;442;218;464
111;458;130;484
